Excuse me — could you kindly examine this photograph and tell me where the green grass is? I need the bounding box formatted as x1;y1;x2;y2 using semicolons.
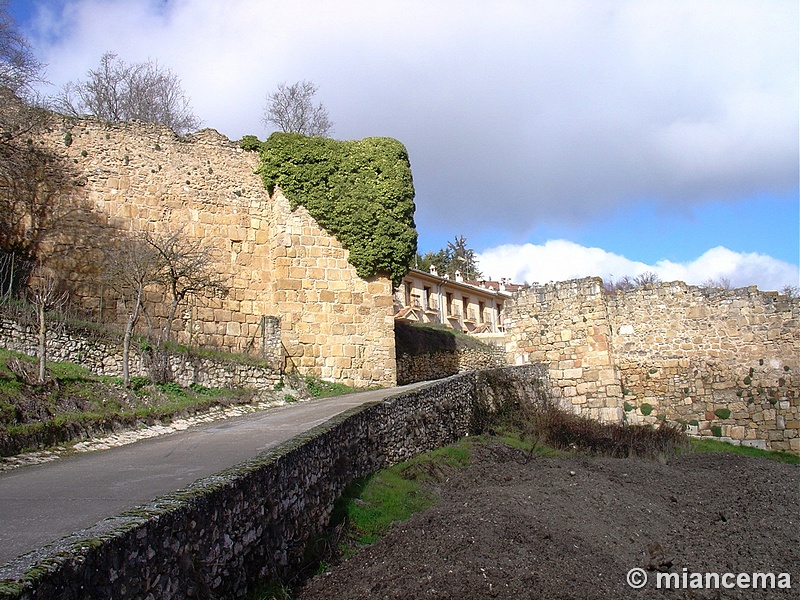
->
690;437;799;464
303;376;359;398
248;581;292;600
0;348;255;455
334;439;475;548
343;470;434;546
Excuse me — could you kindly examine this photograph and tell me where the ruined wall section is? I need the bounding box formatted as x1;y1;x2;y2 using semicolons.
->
35;116;395;387
608;283;800;452
505;278;800;452
504;278;622;422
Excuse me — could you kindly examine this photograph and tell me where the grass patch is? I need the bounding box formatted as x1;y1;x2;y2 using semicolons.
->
303;376;358;398
0;348;256;456
333;439;475;550
341;470;435;546
690;438;799;465
248;580;293;600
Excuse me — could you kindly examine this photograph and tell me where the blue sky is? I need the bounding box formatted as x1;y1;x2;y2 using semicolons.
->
7;0;799;290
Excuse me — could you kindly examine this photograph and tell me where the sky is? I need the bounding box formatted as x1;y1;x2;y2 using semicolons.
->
7;0;799;291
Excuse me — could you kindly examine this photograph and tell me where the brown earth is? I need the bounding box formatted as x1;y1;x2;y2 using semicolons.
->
298;442;799;599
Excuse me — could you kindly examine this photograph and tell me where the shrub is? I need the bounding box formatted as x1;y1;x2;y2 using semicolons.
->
238;134;261;152
304;376;355;398
257;133;417;286
496;397;689;461
129;376;151;390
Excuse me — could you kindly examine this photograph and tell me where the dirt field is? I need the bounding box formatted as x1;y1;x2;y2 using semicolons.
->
298;442;798;599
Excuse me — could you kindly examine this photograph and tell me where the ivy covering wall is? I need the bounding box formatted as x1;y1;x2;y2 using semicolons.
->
256;133;417;286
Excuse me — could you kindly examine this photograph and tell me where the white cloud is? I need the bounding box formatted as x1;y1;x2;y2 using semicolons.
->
477;241;799;292
16;0;798;265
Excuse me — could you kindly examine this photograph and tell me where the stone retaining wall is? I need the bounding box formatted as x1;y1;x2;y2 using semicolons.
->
0;365;549;600
0;317;281;390
396;345;507;385
394;321;506;385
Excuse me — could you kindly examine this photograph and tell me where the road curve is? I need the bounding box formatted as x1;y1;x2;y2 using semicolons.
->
0;381;432;566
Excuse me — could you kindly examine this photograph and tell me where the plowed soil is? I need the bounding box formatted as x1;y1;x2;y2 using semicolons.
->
298;442;798;599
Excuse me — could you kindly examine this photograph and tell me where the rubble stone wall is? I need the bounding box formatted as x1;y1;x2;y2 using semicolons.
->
0;317;281;390
505;278;800;452
504;278;622;422
608;282;800;452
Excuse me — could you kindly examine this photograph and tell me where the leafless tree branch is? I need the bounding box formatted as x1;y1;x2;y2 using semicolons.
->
263;80;333;137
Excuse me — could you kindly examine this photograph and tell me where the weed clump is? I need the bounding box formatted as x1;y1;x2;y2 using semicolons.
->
495;397;689;461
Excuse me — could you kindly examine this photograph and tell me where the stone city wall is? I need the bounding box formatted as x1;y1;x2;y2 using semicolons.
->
504;278;800;452
33;115;395;387
0;365;549;600
504;278;622;422
608;282;800;452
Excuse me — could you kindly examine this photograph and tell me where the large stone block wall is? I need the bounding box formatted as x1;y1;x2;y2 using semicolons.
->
504;278;622;422
504;278;800;451
33;116;395;387
268;192;396;386
0;365;549;600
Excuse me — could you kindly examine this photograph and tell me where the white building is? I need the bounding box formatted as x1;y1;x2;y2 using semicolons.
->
393;267;519;334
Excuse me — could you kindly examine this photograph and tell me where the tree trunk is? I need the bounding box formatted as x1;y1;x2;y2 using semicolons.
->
37;302;46;383
122;318;133;387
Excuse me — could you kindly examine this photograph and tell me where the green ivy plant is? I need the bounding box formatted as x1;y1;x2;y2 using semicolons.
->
255;132;417;287
714;408;732;420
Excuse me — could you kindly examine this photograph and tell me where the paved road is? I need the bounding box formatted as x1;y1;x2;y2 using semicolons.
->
0;382;431;566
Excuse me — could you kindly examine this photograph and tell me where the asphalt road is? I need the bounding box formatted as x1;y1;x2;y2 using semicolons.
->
0;382;430;566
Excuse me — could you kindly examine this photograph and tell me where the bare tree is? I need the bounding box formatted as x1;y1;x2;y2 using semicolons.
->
633;271;661;287
604;275;635;293
27;263;67;383
143;228;228;382
700;276;732;290
0;90;79;296
781;285;799;298
604;272;661;293
103;234;162;386
0;1;45;98
54;52;201;134
263;80;333;137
